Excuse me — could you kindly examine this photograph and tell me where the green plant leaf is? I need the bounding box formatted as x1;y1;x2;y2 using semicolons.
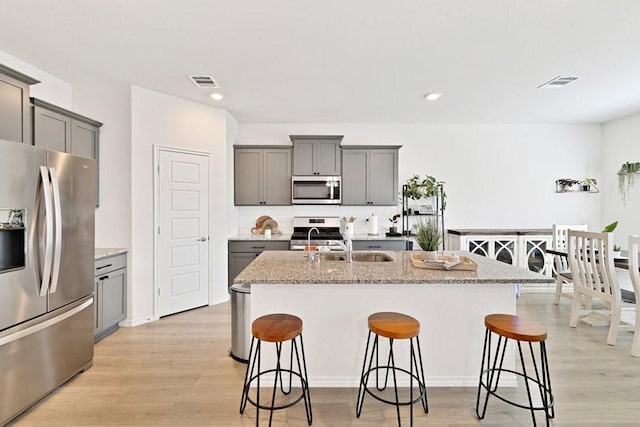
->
602;220;618;233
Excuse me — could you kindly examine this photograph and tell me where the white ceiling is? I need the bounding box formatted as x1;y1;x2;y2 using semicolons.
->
1;0;640;124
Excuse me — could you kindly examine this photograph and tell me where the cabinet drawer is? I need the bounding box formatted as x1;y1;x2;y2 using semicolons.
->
228;240;289;252
95;253;127;275
352;240;406;251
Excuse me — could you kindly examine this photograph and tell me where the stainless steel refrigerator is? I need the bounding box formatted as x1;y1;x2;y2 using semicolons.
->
0;139;95;425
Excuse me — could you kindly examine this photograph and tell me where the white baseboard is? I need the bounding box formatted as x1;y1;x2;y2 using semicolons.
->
119;316;157;328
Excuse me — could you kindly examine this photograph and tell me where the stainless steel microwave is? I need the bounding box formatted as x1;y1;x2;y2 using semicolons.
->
291;176;341;204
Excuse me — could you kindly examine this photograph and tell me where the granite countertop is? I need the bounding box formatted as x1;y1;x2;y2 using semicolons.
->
447;228;552;236
228;233;407;241
228;233;291;241
95;248;128;259
234;250;554;285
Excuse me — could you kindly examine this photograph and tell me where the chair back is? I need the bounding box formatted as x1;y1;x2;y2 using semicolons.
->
567;230;620;304
628;235;640;297
552;224;588;274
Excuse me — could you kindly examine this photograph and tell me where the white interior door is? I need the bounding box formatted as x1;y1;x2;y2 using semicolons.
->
157;149;210;317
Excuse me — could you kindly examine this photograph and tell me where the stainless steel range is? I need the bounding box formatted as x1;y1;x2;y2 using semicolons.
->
290;216;344;250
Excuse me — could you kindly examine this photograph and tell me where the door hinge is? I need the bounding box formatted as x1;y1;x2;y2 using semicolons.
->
158;226;160;234
157;164;160;173
158;288;161;296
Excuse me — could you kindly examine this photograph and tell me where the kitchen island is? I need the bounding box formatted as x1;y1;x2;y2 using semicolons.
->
234;250;553;387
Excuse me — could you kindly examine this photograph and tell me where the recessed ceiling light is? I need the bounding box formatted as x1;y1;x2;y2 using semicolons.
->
210;93;224;101
424;92;442;101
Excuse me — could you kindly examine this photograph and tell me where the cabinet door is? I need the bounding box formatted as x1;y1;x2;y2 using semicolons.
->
368;149;397;205
467;238;490;257
234;149;263;205
314;140;341;175
71;120;100;206
341;149;368;205
228;252;260;289
0;75;30;143
32;105;70;152
292;140;315;175
522;236;552;276
263;149;291;205
493;238;517;265
101;268;126;330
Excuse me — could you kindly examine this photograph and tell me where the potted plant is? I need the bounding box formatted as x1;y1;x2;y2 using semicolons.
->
580;178;598;192
617;162;640;203
556;178;580;192
388;214;400;234
413;218;441;261
403;174;447;210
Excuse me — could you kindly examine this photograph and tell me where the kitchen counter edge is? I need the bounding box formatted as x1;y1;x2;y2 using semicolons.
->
95;248;129;259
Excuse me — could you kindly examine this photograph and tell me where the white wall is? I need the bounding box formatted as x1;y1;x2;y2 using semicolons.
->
0;50;71;108
602;112;640;249
130;86;232;325
237;124;603;234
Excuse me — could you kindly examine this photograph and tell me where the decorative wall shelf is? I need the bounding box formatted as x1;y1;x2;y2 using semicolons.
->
554;179;599;193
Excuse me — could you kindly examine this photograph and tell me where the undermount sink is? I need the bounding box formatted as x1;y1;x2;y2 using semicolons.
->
352;252;394;262
316;252;393;262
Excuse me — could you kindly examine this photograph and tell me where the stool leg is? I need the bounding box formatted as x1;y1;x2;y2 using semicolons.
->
240;337;258;414
267;341;285;426
256;340;262;427
541;341;555;421
387;339;402;427
377;336;394;392
412;336;428;413
516;340;538;427
278;340;293;395
477;329;507;419
356;331;374;417
409;338;414;426
475;328;490;419
293;334;313;425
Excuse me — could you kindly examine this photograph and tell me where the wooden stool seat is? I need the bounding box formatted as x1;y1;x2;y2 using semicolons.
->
368;312;420;340
484;314;547;342
252;313;303;343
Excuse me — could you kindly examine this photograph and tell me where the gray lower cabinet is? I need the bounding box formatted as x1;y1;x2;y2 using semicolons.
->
342;146;399;205
94;253;127;341
32;98;102;206
0;63;39;144
228;240;289;289
234;146;291;205
290;135;342;176
352;239;407;251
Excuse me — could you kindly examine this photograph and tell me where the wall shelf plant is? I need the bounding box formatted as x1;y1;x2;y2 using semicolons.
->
401;175;446;250
617;162;640;203
555;178;599;193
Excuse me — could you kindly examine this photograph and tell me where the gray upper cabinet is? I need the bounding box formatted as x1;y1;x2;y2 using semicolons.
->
234;146;292;205
291;135;342;176
31;98;102;206
342;146;400;206
0;64;39;144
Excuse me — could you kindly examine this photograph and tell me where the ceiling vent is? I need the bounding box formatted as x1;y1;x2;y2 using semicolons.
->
537;76;578;89
188;75;219;88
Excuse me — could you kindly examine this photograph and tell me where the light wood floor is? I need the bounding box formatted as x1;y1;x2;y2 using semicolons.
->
9;292;640;426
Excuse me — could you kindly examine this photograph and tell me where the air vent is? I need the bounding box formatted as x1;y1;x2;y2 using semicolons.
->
188;75;219;88
537;76;578;89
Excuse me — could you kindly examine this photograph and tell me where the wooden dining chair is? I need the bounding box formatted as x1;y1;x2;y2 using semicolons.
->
627;235;640;357
552;224;588;305
567;230;634;346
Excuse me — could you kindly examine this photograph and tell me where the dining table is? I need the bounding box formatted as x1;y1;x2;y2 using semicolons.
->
546;248;636;303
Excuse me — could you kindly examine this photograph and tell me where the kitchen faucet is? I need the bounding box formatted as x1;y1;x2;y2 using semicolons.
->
333;238;353;263
307;227;319;261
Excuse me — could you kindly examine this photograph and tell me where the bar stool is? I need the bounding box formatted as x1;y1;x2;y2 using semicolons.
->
356;312;428;426
475;314;555;427
240;313;312;426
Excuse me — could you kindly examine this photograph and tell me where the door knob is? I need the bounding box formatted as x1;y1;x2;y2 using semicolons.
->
198;237;208;242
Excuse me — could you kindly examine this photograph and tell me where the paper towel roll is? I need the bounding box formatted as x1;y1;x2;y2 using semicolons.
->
367;214;378;235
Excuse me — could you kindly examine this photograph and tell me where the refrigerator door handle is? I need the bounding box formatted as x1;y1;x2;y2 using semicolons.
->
49;167;63;294
39;166;54;297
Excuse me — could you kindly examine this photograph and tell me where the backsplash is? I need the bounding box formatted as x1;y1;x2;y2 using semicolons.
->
238;205;401;235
